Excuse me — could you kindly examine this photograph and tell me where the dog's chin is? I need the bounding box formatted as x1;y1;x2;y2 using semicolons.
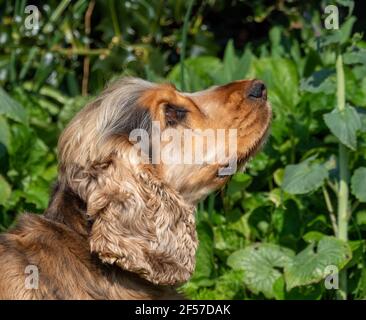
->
237;124;271;172
237;102;272;167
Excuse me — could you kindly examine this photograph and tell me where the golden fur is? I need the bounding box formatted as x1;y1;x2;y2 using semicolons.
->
0;77;271;299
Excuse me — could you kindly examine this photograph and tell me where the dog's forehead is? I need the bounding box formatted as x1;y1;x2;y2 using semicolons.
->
183;85;219;97
182;80;247;98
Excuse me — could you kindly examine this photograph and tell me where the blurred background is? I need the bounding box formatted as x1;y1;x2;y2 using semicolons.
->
1;0;366;300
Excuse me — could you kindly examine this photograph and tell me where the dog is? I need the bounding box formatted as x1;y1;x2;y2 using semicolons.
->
0;77;271;299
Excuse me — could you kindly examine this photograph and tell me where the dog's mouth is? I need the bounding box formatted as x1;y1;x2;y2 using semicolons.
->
239;102;272;164
217;103;272;176
238;124;271;167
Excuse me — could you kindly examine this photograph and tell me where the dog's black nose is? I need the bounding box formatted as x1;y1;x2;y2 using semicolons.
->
248;81;266;100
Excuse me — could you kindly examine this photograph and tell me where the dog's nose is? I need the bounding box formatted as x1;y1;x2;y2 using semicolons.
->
248;81;267;100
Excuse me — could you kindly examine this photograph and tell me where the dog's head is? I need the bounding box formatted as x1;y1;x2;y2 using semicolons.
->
57;78;271;285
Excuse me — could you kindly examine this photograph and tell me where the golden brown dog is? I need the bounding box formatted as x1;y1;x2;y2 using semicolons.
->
0;78;271;299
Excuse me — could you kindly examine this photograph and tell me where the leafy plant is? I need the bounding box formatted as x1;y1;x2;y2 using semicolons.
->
1;0;366;300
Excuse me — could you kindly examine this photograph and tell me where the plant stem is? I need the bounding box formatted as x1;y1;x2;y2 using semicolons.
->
50;46;110;56
336;53;349;300
108;0;121;39
43;0;72;33
180;0;195;91
322;185;337;235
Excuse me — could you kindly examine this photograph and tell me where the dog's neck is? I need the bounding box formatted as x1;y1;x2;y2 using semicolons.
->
42;182;185;299
44;182;91;237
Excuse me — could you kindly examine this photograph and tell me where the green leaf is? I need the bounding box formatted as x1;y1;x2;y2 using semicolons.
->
351;167;366;202
250;58;300;113
284;237;352;290
22;176;51;210
0;116;11;149
228;243;294;299
0;87;28;123
300;69;335;94
0;175;11;205
214;225;245;253
321;16;356;46
190;222;215;285
338;16;356;44
286;284;323;300
356;268;366;299
344;50;366;65
356;210;366;226
167;56;221;91
282;159;328;195
209;270;245;300
226;172;252;197
273;276;286;300
303;231;326;244
323;106;361;150
273;168;284;187
222;39;237;83
232;49;252;81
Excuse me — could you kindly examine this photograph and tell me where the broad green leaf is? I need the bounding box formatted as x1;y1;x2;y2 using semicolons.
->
282;159;328;195
300;69;335;94
323;106;361;150
351;167;366;202
0;87;28;123
0;175;11;205
228;243;294;299
284;237;352;290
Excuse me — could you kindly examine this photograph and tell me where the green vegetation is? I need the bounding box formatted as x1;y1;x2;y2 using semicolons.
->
1;0;366;299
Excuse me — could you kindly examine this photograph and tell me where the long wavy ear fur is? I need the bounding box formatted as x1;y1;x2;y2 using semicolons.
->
86;158;197;285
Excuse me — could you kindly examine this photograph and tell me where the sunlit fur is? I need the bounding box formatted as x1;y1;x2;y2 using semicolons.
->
0;77;271;299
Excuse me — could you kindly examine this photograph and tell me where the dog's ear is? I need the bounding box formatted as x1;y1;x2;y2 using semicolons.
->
81;156;197;285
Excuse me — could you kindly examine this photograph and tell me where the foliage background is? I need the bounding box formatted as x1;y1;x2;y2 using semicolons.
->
1;0;366;299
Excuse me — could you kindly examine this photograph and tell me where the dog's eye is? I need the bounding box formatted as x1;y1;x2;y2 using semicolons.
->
164;104;187;126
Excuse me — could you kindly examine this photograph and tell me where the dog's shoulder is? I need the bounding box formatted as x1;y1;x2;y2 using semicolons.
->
1;213;87;250
0;213;94;299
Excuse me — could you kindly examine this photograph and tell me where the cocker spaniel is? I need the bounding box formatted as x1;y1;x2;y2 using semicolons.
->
0;77;271;299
